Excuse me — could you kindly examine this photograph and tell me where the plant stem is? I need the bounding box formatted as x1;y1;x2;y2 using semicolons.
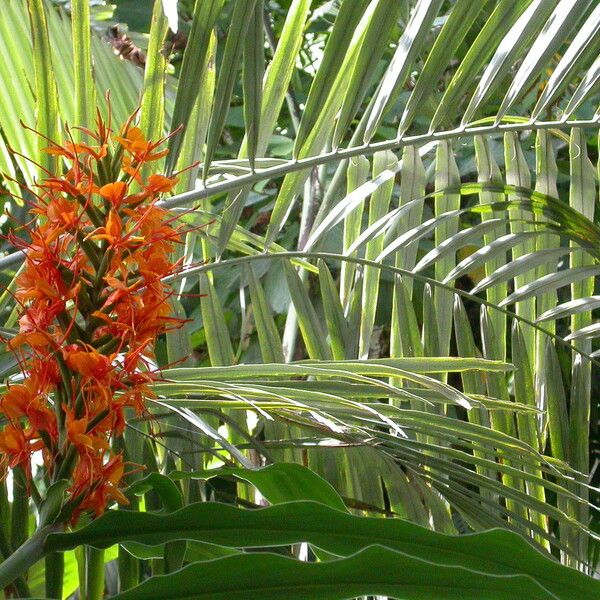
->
0;524;62;590
45;551;64;599
85;546;105;600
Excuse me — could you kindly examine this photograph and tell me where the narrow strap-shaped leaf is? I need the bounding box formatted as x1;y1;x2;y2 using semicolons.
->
358;150;396;359
567;127;595;569
283;261;332;360
217;0;312;252
499;265;600;307
295;0;371;151
332;0;405;147
140;0;169;144
166;0;225;172
71;0;95;135
166;297;195;367
531;3;600;120
340;155;370;311
264;0;377;248
537;296;600;323
318;260;352;360
203;0;258;177
27;0;59;177
495;0;591;122
392;144;426;298
512;321;549;548
504;130;536;359
364;0;443;141
174;30;217;192
564;54;600;118
242;0;264;171
434;140;460;357
245;263;285;363
398;0;493;135
470;246;574;294
461;0;556;125
430;0;531;131
475;135;507;360
199;271;235;366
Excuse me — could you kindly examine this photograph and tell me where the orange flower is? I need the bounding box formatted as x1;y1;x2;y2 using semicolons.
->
64;347;112;380
145;173;178;194
0;424;43;469
99;181;128;206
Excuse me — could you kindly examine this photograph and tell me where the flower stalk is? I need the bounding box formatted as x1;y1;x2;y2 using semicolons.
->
0;111;185;592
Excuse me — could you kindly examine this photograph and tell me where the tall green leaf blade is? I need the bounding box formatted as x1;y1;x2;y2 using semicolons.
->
295;0;371;151
358;150;396;358
140;0;169;144
531;4;600;119
461;0;556;125
203;0;258;177
364;0;443;141
434;140;460;357
166;0;224;172
283;261;331;360
27;0;59;177
332;0;404;147
430;0;530;131
199;272;235;366
217;0;312;252
318;260;352;360
398;0;493;135
71;0;95;135
242;0;264;171
495;0;592;121
245;264;285;363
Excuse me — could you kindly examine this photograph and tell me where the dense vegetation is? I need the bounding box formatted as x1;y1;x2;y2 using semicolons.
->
0;0;599;598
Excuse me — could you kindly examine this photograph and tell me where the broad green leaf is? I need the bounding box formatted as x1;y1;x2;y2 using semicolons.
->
46;501;600;600
113;546;563;600
170;463;347;512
